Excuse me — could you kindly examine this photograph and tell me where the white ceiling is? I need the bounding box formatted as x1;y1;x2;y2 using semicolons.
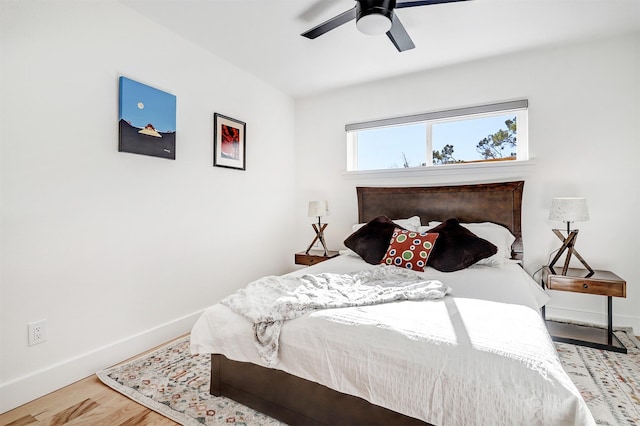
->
120;0;640;98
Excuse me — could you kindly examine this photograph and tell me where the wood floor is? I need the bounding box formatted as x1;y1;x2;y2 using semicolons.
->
0;374;179;426
0;336;187;426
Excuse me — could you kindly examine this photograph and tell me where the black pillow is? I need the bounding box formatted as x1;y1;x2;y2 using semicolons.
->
426;218;497;272
344;216;404;265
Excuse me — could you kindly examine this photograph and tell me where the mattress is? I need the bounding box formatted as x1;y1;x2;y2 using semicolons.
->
190;256;594;425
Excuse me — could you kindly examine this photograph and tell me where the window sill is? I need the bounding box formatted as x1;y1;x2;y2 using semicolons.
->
342;159;536;179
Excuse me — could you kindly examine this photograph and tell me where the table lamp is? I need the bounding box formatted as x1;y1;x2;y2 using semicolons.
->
548;197;593;276
305;201;329;256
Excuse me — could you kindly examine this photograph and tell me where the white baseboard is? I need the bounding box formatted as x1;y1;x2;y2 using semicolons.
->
0;309;203;414
545;306;639;335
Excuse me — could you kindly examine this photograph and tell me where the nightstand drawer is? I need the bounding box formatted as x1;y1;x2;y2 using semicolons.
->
547;276;624;296
295;253;324;266
295;250;339;266
544;267;626;297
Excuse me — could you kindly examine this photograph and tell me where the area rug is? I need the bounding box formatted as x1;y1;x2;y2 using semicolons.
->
97;338;284;426
98;330;640;425
554;328;640;425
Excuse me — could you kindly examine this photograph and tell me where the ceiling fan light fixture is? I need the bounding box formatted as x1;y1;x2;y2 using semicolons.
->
356;0;395;35
356;12;392;35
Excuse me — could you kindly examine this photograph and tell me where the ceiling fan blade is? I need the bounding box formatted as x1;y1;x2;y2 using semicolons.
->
301;6;357;39
396;0;469;9
386;14;415;52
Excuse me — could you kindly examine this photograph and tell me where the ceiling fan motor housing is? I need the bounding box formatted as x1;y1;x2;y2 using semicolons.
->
356;0;396;35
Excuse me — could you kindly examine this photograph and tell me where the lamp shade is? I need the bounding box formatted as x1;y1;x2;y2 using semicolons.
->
308;201;329;217
548;197;589;222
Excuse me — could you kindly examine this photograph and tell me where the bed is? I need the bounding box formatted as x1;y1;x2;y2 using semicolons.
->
190;181;595;425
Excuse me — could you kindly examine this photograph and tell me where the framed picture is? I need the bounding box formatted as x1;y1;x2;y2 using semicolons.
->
118;76;176;160
213;113;246;170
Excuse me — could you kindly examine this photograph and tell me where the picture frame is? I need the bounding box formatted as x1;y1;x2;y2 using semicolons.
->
118;76;176;160
213;113;246;170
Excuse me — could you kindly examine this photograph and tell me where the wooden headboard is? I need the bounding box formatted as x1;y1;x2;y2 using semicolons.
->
357;181;524;260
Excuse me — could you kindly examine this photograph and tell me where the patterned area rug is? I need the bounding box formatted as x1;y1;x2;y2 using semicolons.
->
98;330;640;425
97;338;283;426
554;328;640;425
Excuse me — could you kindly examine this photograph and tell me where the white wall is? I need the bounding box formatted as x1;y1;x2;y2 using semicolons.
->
0;1;296;411
294;33;640;332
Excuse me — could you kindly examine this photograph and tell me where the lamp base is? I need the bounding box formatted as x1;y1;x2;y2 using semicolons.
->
305;223;329;256
548;229;594;276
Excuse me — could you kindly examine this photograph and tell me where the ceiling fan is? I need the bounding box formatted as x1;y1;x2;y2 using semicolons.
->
301;0;469;52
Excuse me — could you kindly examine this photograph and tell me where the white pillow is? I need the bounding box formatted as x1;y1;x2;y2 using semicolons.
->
420;221;516;267
352;216;421;233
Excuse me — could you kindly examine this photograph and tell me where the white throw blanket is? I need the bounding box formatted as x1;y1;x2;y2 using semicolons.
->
221;265;450;366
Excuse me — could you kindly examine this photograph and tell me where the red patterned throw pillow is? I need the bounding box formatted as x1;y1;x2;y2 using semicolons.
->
381;228;439;271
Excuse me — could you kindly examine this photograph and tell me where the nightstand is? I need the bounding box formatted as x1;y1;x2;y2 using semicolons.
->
541;266;627;353
295;250;339;266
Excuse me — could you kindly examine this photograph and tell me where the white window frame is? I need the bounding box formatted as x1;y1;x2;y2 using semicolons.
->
345;100;528;172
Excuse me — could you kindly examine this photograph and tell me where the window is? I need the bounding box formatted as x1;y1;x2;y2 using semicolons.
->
346;100;528;171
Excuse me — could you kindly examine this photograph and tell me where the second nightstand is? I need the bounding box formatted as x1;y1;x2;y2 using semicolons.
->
542;266;627;353
295;250;339;266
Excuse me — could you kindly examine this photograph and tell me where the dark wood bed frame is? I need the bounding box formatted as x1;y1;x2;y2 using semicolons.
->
210;181;525;425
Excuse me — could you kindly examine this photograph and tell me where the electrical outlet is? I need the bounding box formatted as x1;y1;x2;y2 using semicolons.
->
28;319;47;346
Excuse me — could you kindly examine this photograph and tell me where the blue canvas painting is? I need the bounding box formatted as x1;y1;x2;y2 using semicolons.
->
118;77;176;160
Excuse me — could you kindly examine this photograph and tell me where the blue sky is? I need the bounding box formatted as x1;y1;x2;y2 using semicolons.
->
119;77;176;132
357;114;514;170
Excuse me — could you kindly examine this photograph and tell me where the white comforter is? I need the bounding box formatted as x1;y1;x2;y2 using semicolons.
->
221;265;449;367
190;256;595;426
